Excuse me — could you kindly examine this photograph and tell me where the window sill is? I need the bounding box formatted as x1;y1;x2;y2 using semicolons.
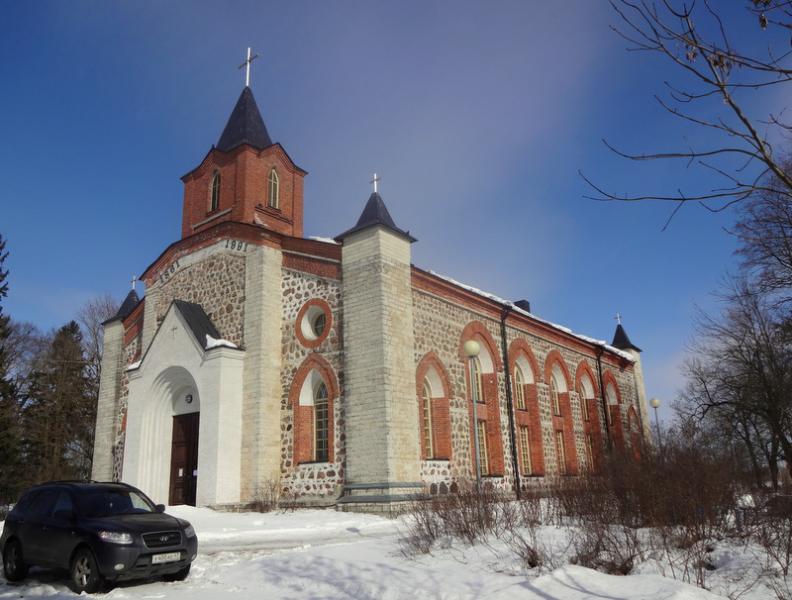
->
297;460;333;466
423;457;450;462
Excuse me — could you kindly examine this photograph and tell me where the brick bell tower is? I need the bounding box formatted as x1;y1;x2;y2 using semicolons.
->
180;85;307;239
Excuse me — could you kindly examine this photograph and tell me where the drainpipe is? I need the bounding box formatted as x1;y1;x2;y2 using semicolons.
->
499;306;522;499
595;345;613;451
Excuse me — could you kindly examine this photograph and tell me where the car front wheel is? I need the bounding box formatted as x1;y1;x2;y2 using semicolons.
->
70;548;105;594
2;539;28;582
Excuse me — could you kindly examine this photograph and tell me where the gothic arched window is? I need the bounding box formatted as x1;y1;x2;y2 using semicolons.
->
421;379;434;459
550;378;561;416
471;357;484;404
268;168;280;209
514;365;525;410
314;382;329;462
210;171;221;212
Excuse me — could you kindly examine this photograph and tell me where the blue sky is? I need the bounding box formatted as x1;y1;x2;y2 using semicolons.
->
1;2;780;423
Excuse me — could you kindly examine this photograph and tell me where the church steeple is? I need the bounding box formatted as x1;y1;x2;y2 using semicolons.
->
612;322;641;353
336;179;416;243
180;64;307;241
216;87;273;153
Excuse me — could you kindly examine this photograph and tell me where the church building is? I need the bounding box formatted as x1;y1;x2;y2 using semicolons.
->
91;78;652;511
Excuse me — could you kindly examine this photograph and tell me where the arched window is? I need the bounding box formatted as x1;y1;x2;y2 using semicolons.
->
550;378;561;416
519;425;532;475
514;366;525;410
268;168;280;209
578;385;590;421
421;379;434;459
476;420;489;475
314;381;329;462
210;171;221;212
471;357;484;404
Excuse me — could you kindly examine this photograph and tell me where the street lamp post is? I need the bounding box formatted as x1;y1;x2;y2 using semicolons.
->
464;339;482;491
650;397;661;447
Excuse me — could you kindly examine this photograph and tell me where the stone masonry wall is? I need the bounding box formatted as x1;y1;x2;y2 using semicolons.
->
412;288;643;493
151;251;246;347
279;267;345;500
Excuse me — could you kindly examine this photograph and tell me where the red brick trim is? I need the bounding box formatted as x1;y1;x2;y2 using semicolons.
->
412;266;631;369
295;299;333;349
416;352;453;460
574;360;600;397
282;253;341;279
123;299;145;346
602;370;623;404
458;321;503;371
507;338;541;383
288;354;338;464
552;392;579;475
543;349;573;391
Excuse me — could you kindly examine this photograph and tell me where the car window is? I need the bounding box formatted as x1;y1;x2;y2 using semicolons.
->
13;490;39;515
51;491;75;519
75;489;155;518
27;490;58;519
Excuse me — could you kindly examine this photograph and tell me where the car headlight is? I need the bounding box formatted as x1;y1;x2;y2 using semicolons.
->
99;531;134;545
184;524;196;539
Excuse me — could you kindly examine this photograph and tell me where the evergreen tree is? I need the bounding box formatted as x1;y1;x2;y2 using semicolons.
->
0;234;23;504
25;321;92;482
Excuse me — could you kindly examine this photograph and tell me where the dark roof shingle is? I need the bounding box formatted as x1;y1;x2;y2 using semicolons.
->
216;87;273;153
335;192;416;242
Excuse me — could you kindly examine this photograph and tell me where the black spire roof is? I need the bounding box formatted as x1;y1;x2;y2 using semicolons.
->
335;192;416;243
612;323;642;353
216;87;273;152
103;289;141;325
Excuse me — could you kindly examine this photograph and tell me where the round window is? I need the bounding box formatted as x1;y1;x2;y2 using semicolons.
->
312;312;326;337
297;300;332;348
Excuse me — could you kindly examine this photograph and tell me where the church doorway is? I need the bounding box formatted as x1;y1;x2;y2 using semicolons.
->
169;412;200;506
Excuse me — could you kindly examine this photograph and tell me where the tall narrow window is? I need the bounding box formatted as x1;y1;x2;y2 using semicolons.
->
579;387;590;421
519;426;532;475
268;168;280;209
555;430;567;475
514;366;525;410
314;382;329;462
422;379;434;459
476;420;489;475
210;171;221;212
586;433;595;471
471;357;485;404
551;379;561;416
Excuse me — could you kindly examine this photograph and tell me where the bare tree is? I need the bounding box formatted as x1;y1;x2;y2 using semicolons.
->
583;1;792;226
679;279;792;480
77;294;118;387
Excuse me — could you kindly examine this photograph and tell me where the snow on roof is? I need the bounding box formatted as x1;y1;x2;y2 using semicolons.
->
307;236;340;245
427;270;635;362
206;334;239;350
126;360;141;371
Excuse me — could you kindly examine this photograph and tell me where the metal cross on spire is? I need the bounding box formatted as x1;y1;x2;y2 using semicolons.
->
614;312;622;325
131;275;137;292
238;47;259;88
370;173;381;193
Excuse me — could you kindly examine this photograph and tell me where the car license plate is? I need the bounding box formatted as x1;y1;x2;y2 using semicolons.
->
151;552;181;564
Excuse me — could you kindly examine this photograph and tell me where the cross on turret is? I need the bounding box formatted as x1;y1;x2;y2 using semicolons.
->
238;47;259;88
370;173;381;193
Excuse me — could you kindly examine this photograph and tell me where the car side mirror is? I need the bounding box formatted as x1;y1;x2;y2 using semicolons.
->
155;504;166;513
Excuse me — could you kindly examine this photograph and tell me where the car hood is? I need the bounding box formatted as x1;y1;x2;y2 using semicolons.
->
86;512;184;533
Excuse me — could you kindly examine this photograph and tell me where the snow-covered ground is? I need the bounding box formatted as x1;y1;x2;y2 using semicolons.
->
0;506;778;599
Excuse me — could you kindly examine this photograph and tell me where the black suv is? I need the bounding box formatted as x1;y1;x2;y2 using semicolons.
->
1;481;198;593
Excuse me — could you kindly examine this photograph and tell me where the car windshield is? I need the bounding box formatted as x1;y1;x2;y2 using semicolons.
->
75;489;155;518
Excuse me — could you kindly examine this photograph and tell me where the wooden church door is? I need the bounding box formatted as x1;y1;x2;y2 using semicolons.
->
169;412;200;506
